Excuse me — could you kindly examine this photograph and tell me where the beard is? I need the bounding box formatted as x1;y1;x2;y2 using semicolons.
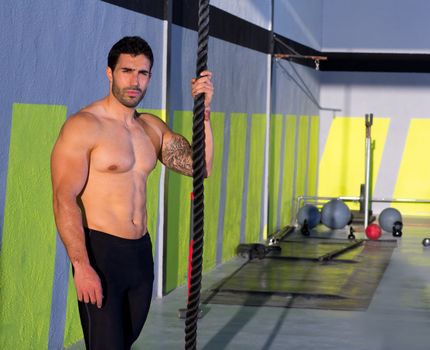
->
112;79;146;108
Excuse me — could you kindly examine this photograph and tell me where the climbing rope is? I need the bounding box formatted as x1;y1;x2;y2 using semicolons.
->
185;1;210;349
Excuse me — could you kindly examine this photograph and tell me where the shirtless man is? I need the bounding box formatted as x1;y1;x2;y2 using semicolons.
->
51;36;213;350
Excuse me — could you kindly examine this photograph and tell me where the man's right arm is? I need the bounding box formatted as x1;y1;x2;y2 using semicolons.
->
51;113;103;308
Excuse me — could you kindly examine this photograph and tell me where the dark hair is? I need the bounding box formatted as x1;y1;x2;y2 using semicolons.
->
107;36;154;71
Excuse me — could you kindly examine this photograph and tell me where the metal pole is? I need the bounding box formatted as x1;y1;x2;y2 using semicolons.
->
298;195;430;205
371;198;430;204
364;114;373;227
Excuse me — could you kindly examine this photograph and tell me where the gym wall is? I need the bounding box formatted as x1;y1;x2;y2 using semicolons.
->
165;23;270;291
319;72;430;215
0;0;321;348
270;60;320;232
274;0;323;50
211;0;272;29
322;0;430;53
318;0;430;215
164;0;320;291
269;0;322;232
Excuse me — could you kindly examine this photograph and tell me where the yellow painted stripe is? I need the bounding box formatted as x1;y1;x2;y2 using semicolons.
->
393;119;430;215
318;117;390;210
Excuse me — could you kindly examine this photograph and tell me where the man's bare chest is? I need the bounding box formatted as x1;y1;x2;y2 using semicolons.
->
90;126;159;174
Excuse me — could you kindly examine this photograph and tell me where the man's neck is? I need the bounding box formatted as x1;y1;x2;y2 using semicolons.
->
104;94;136;123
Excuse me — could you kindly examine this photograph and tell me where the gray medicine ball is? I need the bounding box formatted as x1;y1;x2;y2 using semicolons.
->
321;199;351;229
297;204;321;229
378;207;402;232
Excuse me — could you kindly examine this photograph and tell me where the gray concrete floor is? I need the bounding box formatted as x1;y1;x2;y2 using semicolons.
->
67;217;430;350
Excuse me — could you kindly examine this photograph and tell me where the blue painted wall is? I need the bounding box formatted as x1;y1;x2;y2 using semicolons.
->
211;0;272;29
322;0;430;53
275;0;323;50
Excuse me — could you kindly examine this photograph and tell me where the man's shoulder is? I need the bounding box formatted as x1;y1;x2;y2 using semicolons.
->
68;105;103;127
137;112;170;134
59;109;101;142
137;112;166;126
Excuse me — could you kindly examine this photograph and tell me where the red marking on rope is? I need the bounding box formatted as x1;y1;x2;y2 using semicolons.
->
188;240;194;295
190;192;195;201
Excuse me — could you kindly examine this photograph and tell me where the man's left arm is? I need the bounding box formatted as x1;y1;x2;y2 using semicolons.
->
160;71;214;177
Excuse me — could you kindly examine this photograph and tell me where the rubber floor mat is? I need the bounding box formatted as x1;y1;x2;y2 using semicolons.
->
202;239;397;311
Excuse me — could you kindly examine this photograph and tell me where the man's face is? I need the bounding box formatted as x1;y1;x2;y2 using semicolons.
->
108;54;152;108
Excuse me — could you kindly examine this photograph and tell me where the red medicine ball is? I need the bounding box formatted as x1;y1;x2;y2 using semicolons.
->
365;223;382;240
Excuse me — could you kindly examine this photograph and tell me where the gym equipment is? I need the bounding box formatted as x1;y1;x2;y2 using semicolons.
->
204;237;397;311
363;113;373;227
392;221;403;237
237;243;266;260
179;193;203;320
348;226;357;240
237;243;281;260
297;196;430;217
321;199;351;229
422;238;430;247
297;204;321;236
378;207;403;237
355;183;376;225
317;239;364;261
365;223;382;240
185;1;210;348
268;226;295;245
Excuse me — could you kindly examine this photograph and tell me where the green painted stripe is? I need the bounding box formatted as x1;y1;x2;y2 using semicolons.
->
295;116;309;198
307;116;319;196
245;114;266;243
280;115;297;227
222;113;247;261
202;112;225;270
165;111;193;292
0;104;66;349
146;165;162;240
165;111;226;291
268;114;283;234
137;108;163;248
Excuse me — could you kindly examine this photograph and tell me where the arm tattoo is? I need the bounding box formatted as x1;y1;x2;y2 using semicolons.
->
162;134;193;176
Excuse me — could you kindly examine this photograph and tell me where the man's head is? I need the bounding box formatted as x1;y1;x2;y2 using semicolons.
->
108;36;154;72
107;36;154;108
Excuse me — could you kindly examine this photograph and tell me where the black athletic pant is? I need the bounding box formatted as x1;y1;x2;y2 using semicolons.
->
77;228;154;350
